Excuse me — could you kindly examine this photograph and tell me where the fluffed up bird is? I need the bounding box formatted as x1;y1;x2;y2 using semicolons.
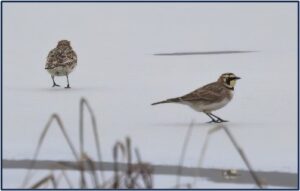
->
152;73;241;123
45;40;77;88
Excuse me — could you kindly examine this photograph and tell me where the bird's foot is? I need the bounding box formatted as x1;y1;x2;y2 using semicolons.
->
206;120;219;124
52;84;60;87
206;119;228;123
65;85;71;89
216;119;228;123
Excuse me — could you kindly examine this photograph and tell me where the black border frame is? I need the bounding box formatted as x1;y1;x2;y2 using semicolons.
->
0;1;299;190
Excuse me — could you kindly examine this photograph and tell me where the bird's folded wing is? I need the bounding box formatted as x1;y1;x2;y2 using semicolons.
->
180;88;223;102
45;49;56;68
45;49;77;69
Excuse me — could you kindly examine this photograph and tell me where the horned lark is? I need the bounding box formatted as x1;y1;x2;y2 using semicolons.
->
152;73;241;123
45;40;77;88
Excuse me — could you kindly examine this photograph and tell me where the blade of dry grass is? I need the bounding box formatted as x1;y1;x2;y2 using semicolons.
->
192;125;221;186
112;141;126;188
198;126;221;166
78;155;87;188
50;162;74;188
192;124;263;188
82;153;101;188
18;98;267;189
79;98;105;183
176;120;194;187
221;125;264;188
22;114;79;188
125;137;134;188
30;174;57;189
134;148;153;188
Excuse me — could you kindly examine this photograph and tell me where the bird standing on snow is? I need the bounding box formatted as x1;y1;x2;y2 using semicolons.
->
152;73;241;123
45;40;77;88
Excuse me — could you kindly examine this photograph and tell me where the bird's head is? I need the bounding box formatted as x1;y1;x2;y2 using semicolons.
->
218;73;241;90
57;40;71;49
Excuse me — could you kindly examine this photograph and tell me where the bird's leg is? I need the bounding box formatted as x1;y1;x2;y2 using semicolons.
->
205;113;219;123
209;113;228;123
51;75;60;87
65;74;70;88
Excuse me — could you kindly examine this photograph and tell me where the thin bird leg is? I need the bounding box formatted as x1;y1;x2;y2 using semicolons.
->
209;113;228;123
65;74;70;88
205;113;218;123
51;75;60;87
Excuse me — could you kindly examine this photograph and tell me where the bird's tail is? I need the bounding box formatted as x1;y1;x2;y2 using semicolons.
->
151;97;181;105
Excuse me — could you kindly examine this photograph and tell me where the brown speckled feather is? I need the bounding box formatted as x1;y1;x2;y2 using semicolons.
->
45;47;77;70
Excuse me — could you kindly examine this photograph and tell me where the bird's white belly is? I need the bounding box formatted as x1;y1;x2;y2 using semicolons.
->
184;98;231;112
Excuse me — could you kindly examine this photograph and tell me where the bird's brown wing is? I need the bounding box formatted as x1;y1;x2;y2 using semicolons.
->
179;82;225;103
45;48;77;69
151;82;226;105
62;49;77;67
45;49;58;69
66;49;77;61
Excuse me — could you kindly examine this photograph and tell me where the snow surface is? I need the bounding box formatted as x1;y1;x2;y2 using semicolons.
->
2;2;298;188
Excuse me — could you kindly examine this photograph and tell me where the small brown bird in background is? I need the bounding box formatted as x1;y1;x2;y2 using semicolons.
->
152;73;241;123
45;40;77;88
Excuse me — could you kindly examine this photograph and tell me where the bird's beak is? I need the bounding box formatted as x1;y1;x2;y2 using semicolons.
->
234;76;241;80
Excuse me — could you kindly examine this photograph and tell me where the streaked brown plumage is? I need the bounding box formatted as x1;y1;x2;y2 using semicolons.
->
45;40;77;88
152;73;241;123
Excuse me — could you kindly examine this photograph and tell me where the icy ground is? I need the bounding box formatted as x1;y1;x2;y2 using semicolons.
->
2;3;298;188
